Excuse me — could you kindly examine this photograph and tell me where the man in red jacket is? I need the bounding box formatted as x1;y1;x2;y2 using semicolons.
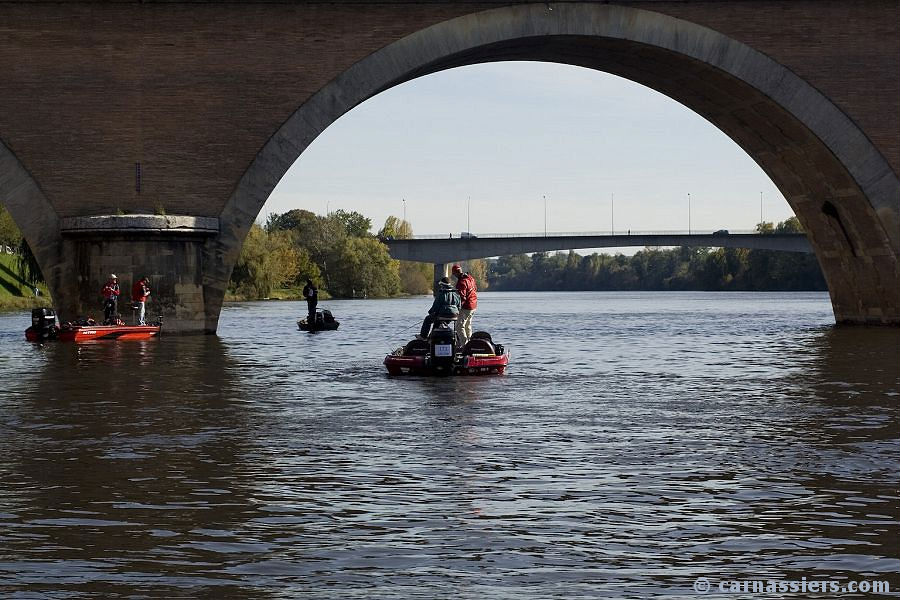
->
452;264;478;346
131;276;151;325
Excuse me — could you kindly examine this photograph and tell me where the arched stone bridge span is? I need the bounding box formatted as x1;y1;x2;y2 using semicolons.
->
0;1;897;331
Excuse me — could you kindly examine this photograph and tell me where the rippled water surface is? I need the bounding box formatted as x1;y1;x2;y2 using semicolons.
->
0;292;898;598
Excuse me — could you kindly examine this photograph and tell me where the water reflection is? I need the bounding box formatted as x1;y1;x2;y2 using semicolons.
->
0;337;275;597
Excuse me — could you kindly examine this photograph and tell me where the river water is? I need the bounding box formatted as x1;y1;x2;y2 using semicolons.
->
0;291;897;598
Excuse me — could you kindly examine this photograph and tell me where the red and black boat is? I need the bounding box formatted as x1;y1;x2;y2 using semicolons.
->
25;308;161;342
384;322;508;376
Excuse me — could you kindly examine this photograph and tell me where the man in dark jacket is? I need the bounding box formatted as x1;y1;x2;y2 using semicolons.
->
303;278;318;330
452;264;478;346
418;277;461;339
101;274;120;325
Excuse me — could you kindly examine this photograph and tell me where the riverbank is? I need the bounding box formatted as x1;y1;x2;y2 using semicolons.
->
0;253;50;312
225;286;326;302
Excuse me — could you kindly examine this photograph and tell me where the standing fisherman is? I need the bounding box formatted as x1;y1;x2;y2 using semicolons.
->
303;278;318;331
452;264;478;347
101;274;120;325
131;276;151;325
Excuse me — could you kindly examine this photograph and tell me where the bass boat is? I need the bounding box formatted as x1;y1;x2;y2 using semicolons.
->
384;320;508;376
297;308;340;331
25;308;161;342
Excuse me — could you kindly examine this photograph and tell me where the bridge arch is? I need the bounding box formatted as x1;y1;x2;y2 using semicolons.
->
0;140;62;292
217;2;899;325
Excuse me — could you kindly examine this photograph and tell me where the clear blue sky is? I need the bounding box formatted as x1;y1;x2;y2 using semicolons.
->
262;61;792;239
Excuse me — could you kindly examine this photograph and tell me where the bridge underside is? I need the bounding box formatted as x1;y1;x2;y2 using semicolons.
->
0;2;897;330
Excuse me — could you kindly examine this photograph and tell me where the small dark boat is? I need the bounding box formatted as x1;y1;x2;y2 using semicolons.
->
25;308;161;342
297;308;340;331
384;324;508;376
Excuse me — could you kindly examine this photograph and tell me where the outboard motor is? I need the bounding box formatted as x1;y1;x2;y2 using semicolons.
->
429;317;457;374
30;308;58;341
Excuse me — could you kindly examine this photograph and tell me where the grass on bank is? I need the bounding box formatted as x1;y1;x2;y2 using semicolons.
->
0;252;51;312
225;286;320;302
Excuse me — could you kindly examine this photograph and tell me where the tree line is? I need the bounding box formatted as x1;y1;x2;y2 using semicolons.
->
228;209;436;300
487;217;826;292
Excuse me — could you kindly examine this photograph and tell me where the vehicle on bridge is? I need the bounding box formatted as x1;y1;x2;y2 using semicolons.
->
460;232;477;239
384;318;508;376
712;229;730;236
24;308;161;342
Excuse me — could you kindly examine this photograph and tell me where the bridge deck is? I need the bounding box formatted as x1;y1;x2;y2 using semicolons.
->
386;233;812;263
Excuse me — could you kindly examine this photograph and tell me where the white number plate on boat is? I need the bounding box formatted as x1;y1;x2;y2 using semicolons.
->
434;344;453;357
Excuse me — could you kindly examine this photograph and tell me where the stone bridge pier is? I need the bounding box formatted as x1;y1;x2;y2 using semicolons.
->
50;216;225;333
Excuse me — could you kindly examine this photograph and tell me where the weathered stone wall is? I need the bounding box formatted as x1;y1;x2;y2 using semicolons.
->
0;1;895;219
58;235;213;333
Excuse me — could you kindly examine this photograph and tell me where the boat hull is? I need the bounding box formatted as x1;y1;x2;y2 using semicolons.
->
55;325;160;342
297;320;340;331
383;352;508;376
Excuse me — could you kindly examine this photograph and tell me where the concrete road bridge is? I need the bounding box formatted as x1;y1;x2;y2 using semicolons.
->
0;1;897;331
386;231;812;281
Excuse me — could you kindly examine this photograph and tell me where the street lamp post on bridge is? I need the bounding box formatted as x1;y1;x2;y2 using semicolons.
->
543;195;547;237
688;192;692;235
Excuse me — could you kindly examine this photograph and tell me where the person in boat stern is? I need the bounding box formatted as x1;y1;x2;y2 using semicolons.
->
452;264;478;346
101;274;120;325
303;277;318;330
418;276;461;340
131;275;151;325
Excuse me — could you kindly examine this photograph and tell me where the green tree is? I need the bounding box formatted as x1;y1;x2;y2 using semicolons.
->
491;253;531;289
230;225;303;298
374;215;434;295
294;247;322;288
0;205;23;248
266;209;318;233
398;261;432;295
378;216;413;240
329;237;400;298
465;258;490;290
332;209;372;238
776;216;803;233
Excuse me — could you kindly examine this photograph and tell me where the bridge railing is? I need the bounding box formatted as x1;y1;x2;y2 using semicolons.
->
402;229;759;240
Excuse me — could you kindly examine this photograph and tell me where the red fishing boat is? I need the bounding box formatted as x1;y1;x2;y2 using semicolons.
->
384;324;508;376
25;308;161;342
55;324;160;342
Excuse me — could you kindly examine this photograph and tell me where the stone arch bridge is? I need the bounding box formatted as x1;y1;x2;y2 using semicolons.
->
0;1;897;332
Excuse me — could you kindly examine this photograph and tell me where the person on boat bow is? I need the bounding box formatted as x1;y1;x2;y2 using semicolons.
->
101;274;120;325
131;276;151;325
303;277;318;331
419;277;461;340
452;264;478;346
